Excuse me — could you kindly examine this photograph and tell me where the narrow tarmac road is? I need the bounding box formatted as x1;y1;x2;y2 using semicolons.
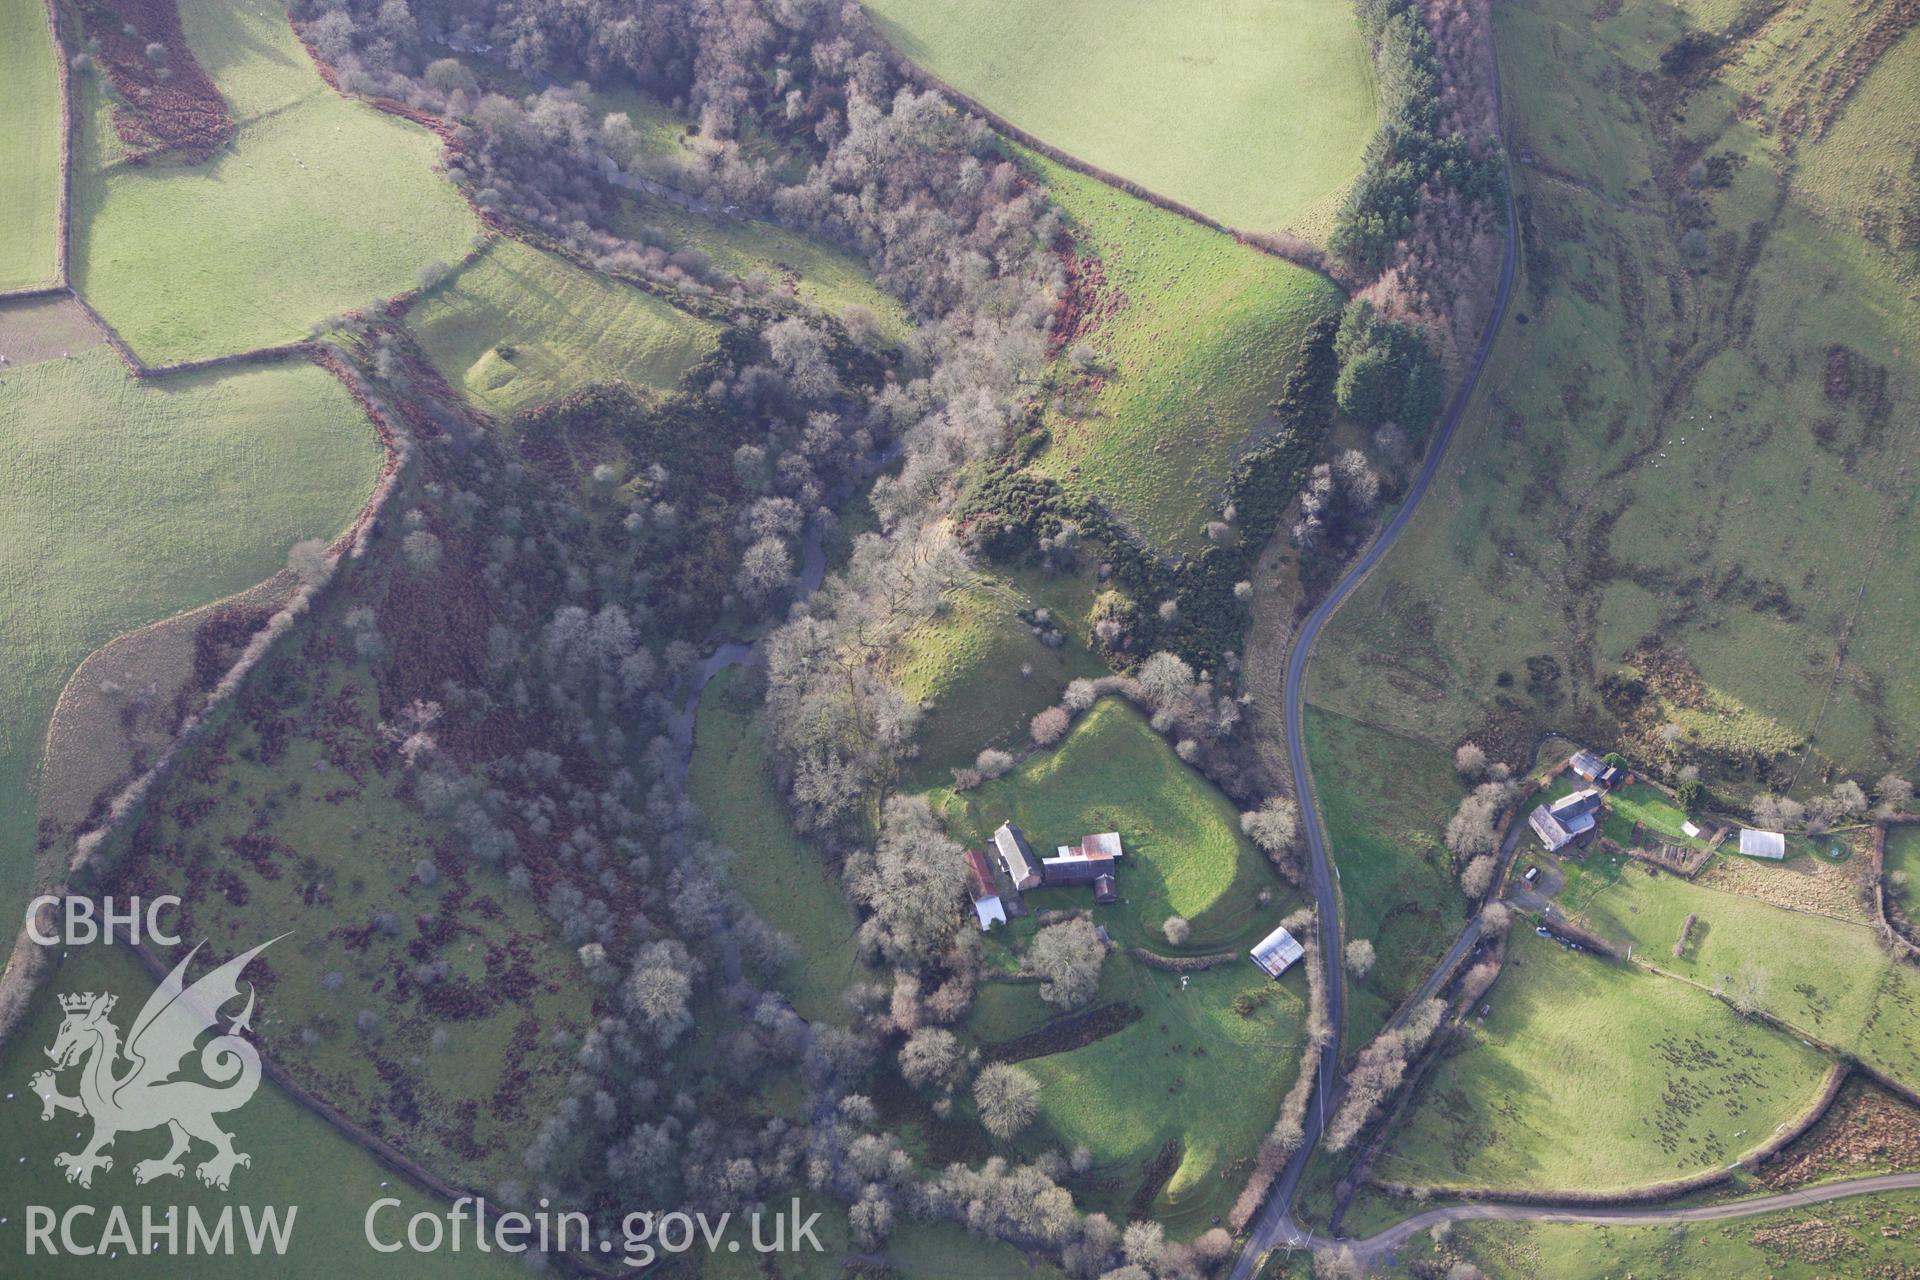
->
1228;40;1522;1280
1310;1171;1920;1272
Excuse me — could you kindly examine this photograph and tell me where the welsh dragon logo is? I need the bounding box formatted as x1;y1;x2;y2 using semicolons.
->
32;937;282;1190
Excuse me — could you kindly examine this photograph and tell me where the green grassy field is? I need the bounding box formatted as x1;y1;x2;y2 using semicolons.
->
1579;864;1920;1091
1601;781;1711;852
1375;930;1832;1192
0;0;62;291
893;563;1106;783
1410;1190;1920;1279
1885;823;1920;884
1022;152;1345;556
118;636;589;1189
1305;0;1920;785
0;947;525;1278
862;0;1376;238
1303;705;1468;1050
406;237;718;416
0;348;379;921
688;667;860;1025
931;698;1282;946
70;0;475;363
881;1219;1067;1279
974;952;1307;1234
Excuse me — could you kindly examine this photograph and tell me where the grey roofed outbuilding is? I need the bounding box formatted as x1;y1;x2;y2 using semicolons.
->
1041;855;1115;887
1249;924;1305;978
993;822;1041;889
1739;828;1787;859
1550;788;1603;818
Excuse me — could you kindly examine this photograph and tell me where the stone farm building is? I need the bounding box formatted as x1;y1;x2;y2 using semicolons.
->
1250;924;1305;978
963;847;1008;931
1568;749;1626;789
993;822;1042;891
1529;787;1603;852
989;822;1123;903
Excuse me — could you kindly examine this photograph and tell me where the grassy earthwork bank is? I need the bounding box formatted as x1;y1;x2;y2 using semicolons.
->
0;345;380;916
892;561;1107;783
0;947;526;1278
613;190;912;346
931;697;1283;947
0;0;63;292
1302;704;1468;1050
1374;929;1833;1193
405;237;718;417
982;954;1307;1235
862;0;1377;237
1304;0;1920;784
687;666;860;1025
1023;151;1346;556
922;696;1309;1233
70;0;475;363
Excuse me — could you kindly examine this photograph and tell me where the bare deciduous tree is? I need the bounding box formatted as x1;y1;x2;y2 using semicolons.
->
1029;917;1105;1010
973;1063;1040;1139
1030;705;1070;746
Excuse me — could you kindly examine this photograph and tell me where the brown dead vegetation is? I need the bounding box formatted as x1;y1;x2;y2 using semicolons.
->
1759;1077;1920;1188
76;0;233;162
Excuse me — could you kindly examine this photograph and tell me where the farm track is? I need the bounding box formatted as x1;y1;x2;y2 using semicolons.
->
1229;30;1523;1280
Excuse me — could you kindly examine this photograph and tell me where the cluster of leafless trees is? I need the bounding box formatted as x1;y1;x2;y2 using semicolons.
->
1325;997;1448;1152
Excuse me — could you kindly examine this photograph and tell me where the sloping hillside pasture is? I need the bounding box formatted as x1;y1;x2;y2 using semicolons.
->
1024;152;1346;556
688;667;860;1025
862;0;1376;238
972;952;1307;1235
892;563;1107;783
1305;0;1920;785
931;698;1284;947
1580;864;1920;1091
405;237;718;416
614;191;912;345
71;0;475;363
0;348;378;915
110;634;589;1190
1304;705;1468;1050
1429;1189;1920;1280
0;0;62;291
1376;930;1833;1193
0;948;525;1278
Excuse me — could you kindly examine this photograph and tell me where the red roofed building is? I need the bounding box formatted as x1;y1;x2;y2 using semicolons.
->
962;848;1007;931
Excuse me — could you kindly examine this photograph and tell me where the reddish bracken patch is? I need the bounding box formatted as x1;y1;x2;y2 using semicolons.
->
1760;1082;1920;1188
1047;242;1125;359
76;0;234;162
190;604;271;691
